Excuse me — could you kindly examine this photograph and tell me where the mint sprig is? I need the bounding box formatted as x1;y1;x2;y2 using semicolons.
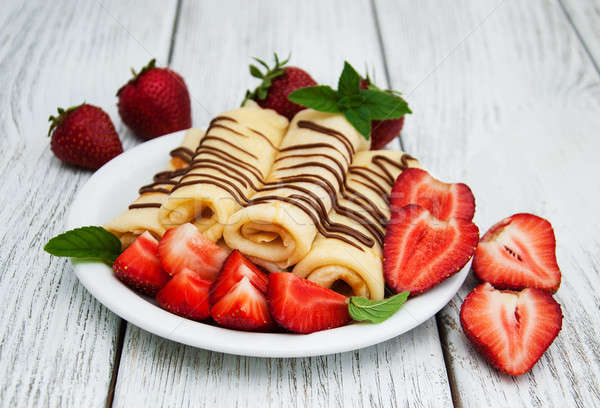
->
44;226;122;264
242;53;290;106
348;291;410;323
288;61;412;139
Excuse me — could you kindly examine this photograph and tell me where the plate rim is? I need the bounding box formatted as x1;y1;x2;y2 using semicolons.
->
66;131;469;358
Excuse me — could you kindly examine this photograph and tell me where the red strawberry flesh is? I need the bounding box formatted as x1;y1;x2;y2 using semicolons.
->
158;223;228;281
473;213;561;293
210;250;268;305
156;268;211;321
460;282;562;375
267;272;351;334
211;276;273;331
383;204;479;295
390;168;475;221
113;231;170;296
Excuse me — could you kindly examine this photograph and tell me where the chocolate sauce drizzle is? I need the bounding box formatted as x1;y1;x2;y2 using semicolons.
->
130;113;417;251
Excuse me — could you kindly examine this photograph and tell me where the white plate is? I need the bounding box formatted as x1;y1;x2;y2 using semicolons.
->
67;131;470;358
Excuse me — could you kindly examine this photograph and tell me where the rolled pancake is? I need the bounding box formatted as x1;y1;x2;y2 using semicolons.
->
223;109;370;268
292;150;420;300
159;102;288;242
104;128;204;248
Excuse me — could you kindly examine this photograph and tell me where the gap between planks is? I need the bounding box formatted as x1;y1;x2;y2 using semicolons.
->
106;1;183;406
556;0;600;76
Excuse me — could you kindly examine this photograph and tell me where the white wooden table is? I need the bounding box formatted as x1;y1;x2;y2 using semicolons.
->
1;1;599;406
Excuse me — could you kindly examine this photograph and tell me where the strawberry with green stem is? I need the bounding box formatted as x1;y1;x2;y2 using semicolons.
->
48;103;123;170
242;53;317;120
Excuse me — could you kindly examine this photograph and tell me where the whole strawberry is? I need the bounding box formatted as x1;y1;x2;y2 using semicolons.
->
48;104;123;170
243;53;317;120
360;78;407;150
117;59;191;140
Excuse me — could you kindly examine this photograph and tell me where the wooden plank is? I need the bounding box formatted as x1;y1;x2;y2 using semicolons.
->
375;0;600;406
559;0;600;68
112;1;452;407
0;1;177;406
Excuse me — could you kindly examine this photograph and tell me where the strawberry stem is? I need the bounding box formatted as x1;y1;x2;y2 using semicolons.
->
47;103;84;137
116;59;157;96
241;52;291;106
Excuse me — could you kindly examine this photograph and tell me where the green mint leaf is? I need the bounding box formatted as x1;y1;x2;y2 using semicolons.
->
348;291;409;323
338;61;361;96
249;64;263;79
360;89;412;120
44;226;122;264
343;106;371;139
288;86;341;113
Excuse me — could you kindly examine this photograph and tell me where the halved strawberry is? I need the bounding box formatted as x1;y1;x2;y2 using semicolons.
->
210;250;268;305
473;213;561;293
383;204;479;295
113;231;170;296
156;268;211;321
267;272;351;334
460;282;562;375
211;277;273;331
390;168;475;221
158;223;228;281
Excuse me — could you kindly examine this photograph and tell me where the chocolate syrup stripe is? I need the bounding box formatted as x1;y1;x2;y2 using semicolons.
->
248;128;278;150
347;169;389;198
248;194;365;250
372;154;416;185
349;166;390;186
128;203;162;209
157;114;415;249
274;153;346;177
201;136;258;159
265;174;386;242
182;158;256;189
256;182;383;246
128;116;264;210
128;147;196;208
279;143;350;165
195;147;265;180
276;161;346;190
169;147;195;164
297;120;355;159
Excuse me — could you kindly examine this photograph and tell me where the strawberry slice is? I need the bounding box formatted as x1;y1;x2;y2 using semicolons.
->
390;168;475;221
383;204;479;295
267;272;351;334
211;276;273;331
209;250;268;305
460;282;562;375
158;223;228;281
113;231;170;296
473;213;561;293
156;268;211;321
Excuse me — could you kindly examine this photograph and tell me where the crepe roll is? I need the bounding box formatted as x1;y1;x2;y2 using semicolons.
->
159;102;288;242
223;109;371;268
104;128;204;248
292;150;420;300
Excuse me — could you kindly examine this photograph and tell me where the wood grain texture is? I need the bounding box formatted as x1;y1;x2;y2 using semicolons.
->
560;0;600;69
112;1;452;407
0;0;177;406
376;0;600;406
